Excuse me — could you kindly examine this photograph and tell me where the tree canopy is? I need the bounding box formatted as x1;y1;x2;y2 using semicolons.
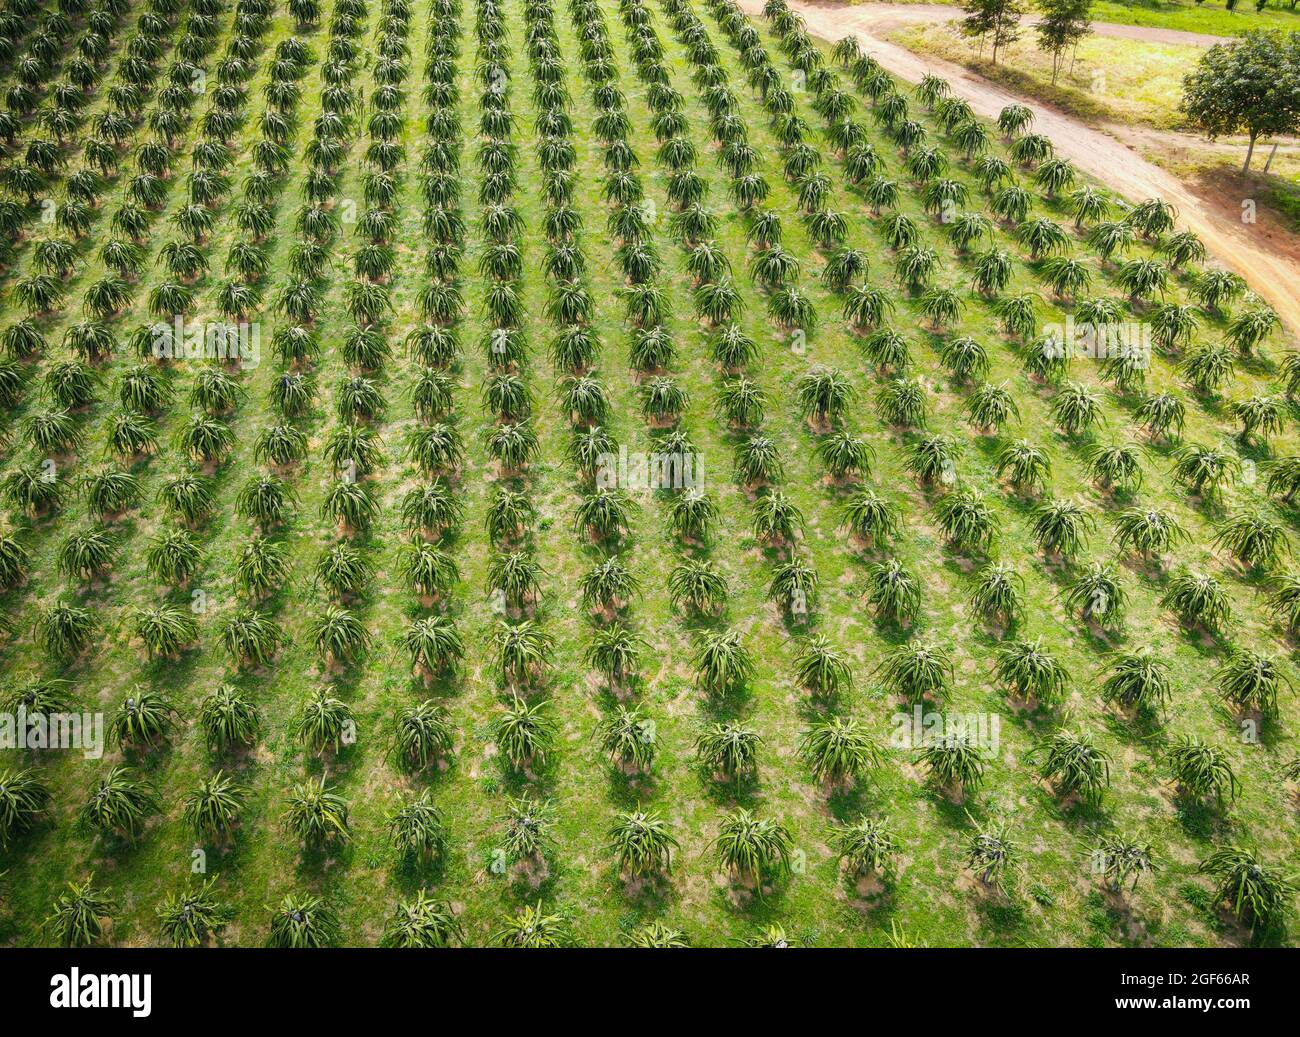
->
1036;0;1094;84
960;0;1026;65
1180;30;1300;172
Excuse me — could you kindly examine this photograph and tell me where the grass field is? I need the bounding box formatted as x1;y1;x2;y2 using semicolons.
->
887;24;1196;130
0;0;1298;948
1080;0;1300;35
860;0;1300;36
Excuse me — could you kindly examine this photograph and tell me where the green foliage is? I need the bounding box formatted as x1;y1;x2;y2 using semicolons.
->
294;689;356;755
1198;846;1296;933
586;624;647;686
994;637;1069;705
933;488;995;553
387;789;449;864
965;815;1018;890
1112;506;1188;559
969;562;1023;624
183;771;245;841
580;557;640;613
1181;344;1235;395
1167;736;1239;805
1215;649;1291;716
382;892;461;948
1213;513;1290;570
108;688;176;750
789;635;851;699
1091;835;1159;891
597;705;657;772
669;558;728;614
0;0;1294;949
500;794;554;866
1161;570;1231;631
713;807;793;884
198;684;261;755
741;923;794;948
696;721;761;783
284;777;350;849
879;639;953;702
1265;573;1300;632
1086;442;1144;493
0;768;51;848
35;601;95;661
222;608;285;669
1050;381;1104;436
146;529;203;585
58;527;117;581
44;877;115;948
1101;650;1173;715
82;766;157;840
834;815;897;878
609;808;678;877
494;695;555;771
1065;561;1126;625
267;894;340;948
1231;393;1285;445
995;440;1049;495
310;606;371;666
695;629;755;698
157;877;233;948
1170;444;1236;500
133;604;198;660
1029;729;1111;807
795;364;853;424
920;730;987;791
1180;31;1300;176
799;715;882;786
497;902;571;948
627;921;688;948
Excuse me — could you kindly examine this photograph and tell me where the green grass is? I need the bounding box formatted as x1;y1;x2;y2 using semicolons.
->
0;0;1297;948
887;25;1196;129
1091;0;1300;35
858;0;1300;36
1265;176;1300;227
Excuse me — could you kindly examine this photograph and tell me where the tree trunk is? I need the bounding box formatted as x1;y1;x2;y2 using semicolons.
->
1263;141;1280;174
1242;131;1257;174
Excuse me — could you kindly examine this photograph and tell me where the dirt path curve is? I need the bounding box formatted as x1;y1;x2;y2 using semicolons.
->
840;2;1230;47
737;0;1300;336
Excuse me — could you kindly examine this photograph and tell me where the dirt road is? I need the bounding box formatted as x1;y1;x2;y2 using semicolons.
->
736;0;1300;336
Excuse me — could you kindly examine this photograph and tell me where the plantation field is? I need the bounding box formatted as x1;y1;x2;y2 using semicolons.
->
0;0;1298;948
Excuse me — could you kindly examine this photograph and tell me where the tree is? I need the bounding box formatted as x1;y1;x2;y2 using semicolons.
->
961;0;997;57
961;0;1026;65
1180;30;1300;174
1036;0;1093;84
